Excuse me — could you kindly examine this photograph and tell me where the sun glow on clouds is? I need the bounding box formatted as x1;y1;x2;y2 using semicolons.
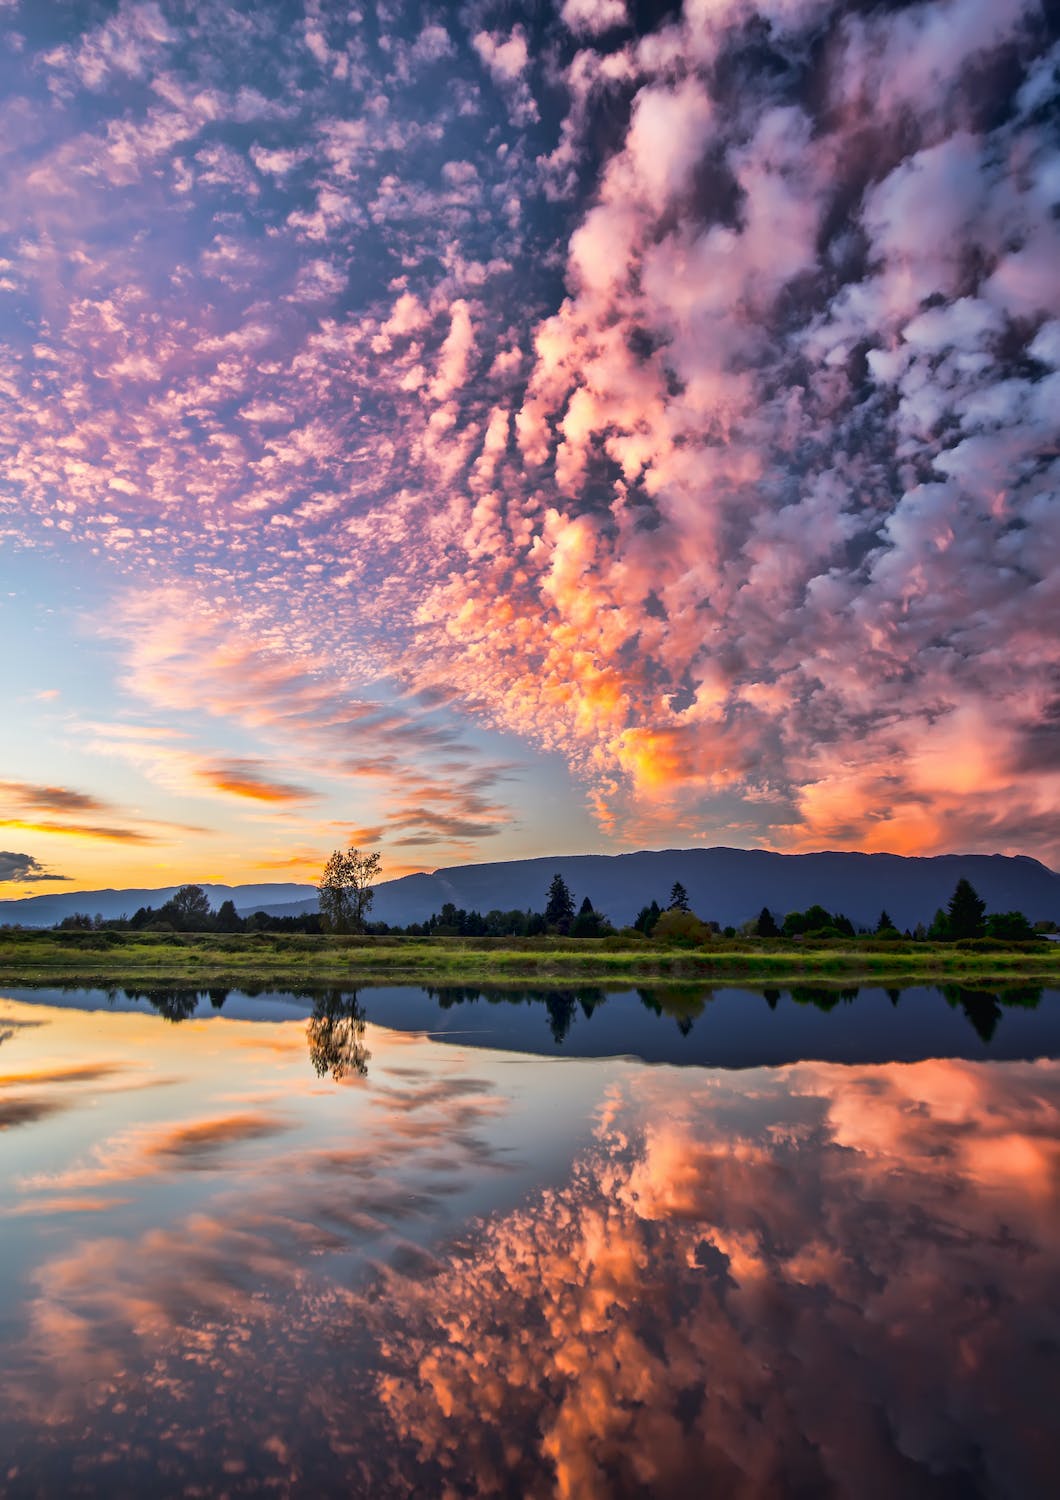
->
2;0;1059;887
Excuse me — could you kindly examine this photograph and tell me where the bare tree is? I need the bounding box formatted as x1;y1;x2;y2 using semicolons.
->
317;848;381;934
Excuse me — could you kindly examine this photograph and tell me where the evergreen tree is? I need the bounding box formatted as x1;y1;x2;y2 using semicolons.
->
571;895;603;938
634;899;662;935
754;906;779;937
669;881;691;912
215;899;244;932
946;879;986;940
545;991;577;1044
875;909;895;934
927;908;949;940
544;873;575;932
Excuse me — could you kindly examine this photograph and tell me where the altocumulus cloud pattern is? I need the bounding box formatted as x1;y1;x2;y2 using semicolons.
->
2;0;1058;865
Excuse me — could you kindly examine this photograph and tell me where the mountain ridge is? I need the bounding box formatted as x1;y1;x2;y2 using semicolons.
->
2;848;1058;931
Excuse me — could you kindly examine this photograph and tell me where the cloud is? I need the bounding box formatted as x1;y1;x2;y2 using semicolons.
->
4;1035;1057;1494
472;26;530;83
561;0;629;36
1;0;1056;871
472;26;538;124
92;588;516;856
1;1195;132;1217
0;778;204;849
0;851;69;884
0;820;156;844
194;759;318;805
0;1098;68;1130
42;0;175;92
369;1060;1060;1497
0;1064;128;1088
24;1111;292;1192
0;781;110;815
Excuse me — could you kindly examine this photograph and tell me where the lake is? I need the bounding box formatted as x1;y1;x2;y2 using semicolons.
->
1;982;1058;1497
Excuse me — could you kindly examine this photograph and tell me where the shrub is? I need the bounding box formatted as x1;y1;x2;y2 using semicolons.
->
653;909;712;944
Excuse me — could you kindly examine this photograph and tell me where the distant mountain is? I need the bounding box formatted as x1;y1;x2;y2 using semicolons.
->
0;883;316;928
368;849;1060;931
3;849;1058;932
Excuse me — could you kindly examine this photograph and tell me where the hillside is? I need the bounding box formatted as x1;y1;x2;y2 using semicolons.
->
0;882;315;928
2;849;1058;932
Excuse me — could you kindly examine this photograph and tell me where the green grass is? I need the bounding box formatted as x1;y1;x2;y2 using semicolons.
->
1;928;1058;990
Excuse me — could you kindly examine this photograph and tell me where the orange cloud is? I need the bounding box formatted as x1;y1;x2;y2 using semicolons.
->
0;819;157;844
194;759;318;804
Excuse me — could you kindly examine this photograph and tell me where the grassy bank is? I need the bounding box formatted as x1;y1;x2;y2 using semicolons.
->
1;929;1058;989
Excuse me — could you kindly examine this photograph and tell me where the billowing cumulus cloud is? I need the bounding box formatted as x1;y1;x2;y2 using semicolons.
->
1;0;1058;873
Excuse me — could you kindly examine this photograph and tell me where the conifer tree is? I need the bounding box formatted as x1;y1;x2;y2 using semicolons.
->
544;873;575;932
946;879;986;940
669;881;691;912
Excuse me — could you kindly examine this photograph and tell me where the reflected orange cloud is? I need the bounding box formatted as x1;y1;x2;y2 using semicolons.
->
2;1001;1057;1496
370;1058;1060;1497
21;1111;292;1193
2;1196;132;1218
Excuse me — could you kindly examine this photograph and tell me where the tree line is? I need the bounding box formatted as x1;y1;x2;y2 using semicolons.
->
54;885;320;934
51;862;1049;944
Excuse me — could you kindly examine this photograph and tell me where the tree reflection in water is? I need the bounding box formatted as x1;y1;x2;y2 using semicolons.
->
106;979;1045;1056
307;989;370;1080
127;987;202;1023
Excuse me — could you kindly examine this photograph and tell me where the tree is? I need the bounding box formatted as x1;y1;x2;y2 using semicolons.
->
985;910;1035;941
137;986;200;1022
571;895;608;938
875;909;896;934
634;899;662;935
307;990;370;1079
783;904;834;938
544;873;575;932
653;909;711;944
317;848;381;934
927;907;949;940
946;879;986;940
545;991;578;1044
754;906;779;938
669;881;691;912
215;899;244;932
162;885;213;930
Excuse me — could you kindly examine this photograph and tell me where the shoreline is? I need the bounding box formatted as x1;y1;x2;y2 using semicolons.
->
1;932;1057;990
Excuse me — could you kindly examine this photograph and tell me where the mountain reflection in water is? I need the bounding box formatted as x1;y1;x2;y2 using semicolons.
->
0;988;1057;1497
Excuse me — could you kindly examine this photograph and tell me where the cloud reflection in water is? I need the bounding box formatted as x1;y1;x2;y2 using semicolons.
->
0;999;1057;1497
371;1059;1059;1499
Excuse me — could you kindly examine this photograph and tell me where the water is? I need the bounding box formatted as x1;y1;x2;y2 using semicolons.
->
1;983;1057;1497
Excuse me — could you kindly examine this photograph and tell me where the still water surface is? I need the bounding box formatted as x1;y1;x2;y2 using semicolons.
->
1;982;1058;1497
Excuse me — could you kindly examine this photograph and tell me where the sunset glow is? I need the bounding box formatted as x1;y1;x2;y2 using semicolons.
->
2;0;1058;894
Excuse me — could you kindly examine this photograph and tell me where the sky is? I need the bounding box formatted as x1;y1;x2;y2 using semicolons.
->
1;0;1058;898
